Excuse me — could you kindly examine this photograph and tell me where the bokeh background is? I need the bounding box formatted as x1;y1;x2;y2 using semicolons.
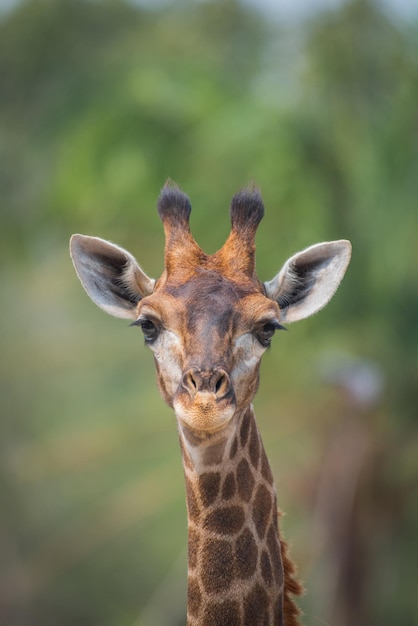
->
1;0;418;624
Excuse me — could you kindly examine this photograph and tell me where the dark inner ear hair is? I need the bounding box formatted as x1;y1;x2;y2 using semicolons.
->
157;182;192;226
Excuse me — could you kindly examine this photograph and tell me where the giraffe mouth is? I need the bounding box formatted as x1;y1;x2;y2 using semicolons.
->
173;389;236;433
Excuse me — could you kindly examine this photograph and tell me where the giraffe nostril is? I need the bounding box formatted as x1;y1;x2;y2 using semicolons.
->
182;368;231;399
182;370;200;395
210;369;231;398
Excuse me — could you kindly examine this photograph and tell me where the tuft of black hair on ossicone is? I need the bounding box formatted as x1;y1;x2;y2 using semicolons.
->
157;180;192;226
230;186;264;232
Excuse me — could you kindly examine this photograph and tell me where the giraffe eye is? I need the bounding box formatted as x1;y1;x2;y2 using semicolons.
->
140;319;159;342
255;321;286;347
131;317;160;343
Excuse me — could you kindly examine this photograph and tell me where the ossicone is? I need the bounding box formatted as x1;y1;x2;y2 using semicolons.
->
230;186;264;234
157;180;192;227
213;186;264;280
157;180;204;277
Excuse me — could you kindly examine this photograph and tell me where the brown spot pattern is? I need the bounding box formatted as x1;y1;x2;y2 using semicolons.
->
240;410;251;447
261;550;274;587
185;478;200;522
201;539;234;593
235;527;257;579
229;436;238;460
188;527;199;570
199;472;221;507
204;505;245;536
261;447;274;484
222;472;236;500
244;583;269;624
252;484;272;539
236;458;255;503
202;600;241;626
203;440;226;466
267;524;283;585
188;577;202;617
248;422;260;469
274;595;284;624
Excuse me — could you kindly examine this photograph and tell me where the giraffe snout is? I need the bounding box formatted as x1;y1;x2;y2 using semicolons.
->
182;367;231;399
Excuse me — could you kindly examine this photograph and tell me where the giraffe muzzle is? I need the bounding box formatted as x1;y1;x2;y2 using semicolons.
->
182;367;232;400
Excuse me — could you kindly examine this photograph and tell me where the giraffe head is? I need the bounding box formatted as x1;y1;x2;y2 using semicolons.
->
70;183;351;436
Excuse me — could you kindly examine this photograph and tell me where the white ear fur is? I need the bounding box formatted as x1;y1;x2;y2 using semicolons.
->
70;234;155;319
264;240;351;322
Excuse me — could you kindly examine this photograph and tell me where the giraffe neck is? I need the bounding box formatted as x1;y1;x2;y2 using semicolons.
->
178;405;286;626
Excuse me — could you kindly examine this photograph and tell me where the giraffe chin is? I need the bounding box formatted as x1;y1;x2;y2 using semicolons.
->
173;395;236;435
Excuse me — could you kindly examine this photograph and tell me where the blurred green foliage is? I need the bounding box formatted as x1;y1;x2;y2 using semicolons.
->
1;1;417;625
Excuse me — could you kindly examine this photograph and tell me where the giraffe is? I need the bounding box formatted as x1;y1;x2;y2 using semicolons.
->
70;183;351;625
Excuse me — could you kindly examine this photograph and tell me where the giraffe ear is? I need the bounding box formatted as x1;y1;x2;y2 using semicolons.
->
70;234;155;320
264;240;351;323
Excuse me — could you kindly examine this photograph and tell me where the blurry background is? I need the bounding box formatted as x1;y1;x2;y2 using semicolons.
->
1;0;418;624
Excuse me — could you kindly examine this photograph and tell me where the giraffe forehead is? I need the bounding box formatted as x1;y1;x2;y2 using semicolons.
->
141;273;278;332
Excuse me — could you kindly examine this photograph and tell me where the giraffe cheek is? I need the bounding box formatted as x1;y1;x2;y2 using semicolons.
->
152;332;184;404
151;361;182;410
231;336;263;407
154;367;175;407
231;360;261;408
